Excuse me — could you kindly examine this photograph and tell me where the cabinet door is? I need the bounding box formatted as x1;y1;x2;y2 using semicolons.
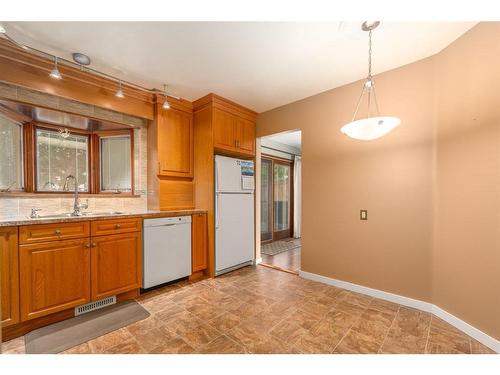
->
19;238;91;321
192;213;208;273
157;108;194;177
1;227;19;327
91;232;142;300
237;117;256;155
213;108;238;152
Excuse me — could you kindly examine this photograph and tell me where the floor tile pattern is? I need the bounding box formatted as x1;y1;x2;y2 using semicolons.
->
261;243;301;273
1;266;495;354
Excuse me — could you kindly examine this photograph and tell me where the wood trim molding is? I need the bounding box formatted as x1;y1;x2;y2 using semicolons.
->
193;93;257;121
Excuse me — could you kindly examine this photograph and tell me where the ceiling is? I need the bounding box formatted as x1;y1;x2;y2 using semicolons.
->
265;131;302;149
2;22;476;112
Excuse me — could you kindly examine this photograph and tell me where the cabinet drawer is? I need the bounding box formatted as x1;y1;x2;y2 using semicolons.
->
91;217;142;236
19;221;90;244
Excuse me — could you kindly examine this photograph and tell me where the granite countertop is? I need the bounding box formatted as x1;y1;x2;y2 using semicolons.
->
0;209;208;227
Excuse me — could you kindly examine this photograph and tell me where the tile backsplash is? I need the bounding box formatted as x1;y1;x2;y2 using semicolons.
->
0;125;149;220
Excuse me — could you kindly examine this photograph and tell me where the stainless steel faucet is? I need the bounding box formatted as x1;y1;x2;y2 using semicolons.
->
63;175;88;216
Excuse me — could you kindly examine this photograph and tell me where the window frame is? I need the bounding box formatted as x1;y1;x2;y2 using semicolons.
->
93;129;135;195
15;122;135;196
0;112;24;192
33;123;91;194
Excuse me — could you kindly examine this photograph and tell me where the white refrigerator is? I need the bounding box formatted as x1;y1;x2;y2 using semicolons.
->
215;155;255;275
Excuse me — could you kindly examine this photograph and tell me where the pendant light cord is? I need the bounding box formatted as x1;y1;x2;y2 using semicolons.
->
368;30;372;80
351;25;380;122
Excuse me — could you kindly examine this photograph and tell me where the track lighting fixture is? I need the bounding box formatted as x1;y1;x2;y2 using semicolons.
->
162;84;170;109
2;29;183;101
49;57;62;80
115;81;125;98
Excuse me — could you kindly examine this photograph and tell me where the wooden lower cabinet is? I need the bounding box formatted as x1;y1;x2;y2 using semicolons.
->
19;238;91;321
1;227;20;327
191;213;208;273
90;232;142;300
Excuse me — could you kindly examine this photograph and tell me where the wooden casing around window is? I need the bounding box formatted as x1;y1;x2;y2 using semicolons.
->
16;122;135;196
92;129;135;195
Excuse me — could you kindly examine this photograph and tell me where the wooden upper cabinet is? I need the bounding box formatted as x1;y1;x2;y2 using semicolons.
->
90;232;142;301
213;108;239;152
191;213;208;273
157;107;194;177
19;238;91;321
1;227;20;327
237;117;256;155
213;107;256;156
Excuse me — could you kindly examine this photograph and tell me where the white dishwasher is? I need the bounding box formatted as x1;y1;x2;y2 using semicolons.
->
143;216;192;289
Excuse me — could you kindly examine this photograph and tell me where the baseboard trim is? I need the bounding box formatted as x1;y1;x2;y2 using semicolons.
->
299;270;499;353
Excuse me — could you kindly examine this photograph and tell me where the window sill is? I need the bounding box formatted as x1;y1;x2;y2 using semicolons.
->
0;192;142;198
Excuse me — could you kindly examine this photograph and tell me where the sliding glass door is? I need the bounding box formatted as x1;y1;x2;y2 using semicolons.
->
273;161;292;240
260;156;293;242
260;158;273;241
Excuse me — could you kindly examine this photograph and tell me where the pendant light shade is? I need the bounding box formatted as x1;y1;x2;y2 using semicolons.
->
341;21;400;141
341;116;400;141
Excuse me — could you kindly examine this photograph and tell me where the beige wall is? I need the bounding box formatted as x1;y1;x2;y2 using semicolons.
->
257;22;499;339
433;22;500;339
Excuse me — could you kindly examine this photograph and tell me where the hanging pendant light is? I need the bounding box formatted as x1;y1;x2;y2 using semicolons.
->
162;84;170;109
340;21;400;141
49;56;62;79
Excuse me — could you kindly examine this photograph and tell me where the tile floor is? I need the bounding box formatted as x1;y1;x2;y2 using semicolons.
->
1;265;495;354
261;239;301;273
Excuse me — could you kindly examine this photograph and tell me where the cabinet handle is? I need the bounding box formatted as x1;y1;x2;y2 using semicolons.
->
158;161;161;174
84;243;90;248
91;243;96;248
115;224;121;229
54;229;61;235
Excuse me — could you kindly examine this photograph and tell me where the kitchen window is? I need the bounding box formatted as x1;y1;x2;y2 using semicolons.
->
0;114;23;191
35;127;90;192
0;121;135;196
98;133;132;193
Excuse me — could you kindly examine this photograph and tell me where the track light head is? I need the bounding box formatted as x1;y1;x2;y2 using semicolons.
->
49;57;62;79
0;25;6;34
115;81;124;98
162;84;170;109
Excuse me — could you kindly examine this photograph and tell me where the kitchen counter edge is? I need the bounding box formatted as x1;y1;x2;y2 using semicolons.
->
0;209;208;227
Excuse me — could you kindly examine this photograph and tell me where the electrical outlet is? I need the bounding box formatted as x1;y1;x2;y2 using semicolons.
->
360;210;368;220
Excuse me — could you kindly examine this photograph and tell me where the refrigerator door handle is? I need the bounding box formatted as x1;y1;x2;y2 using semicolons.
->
215;192;220;229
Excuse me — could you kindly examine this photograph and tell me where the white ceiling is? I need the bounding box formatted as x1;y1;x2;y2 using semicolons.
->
264;131;302;149
2;22;476;112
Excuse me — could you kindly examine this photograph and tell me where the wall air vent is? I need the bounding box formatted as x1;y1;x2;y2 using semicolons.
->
74;296;116;316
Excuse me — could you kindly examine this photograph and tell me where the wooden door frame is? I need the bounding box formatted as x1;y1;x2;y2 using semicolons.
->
261;154;294;243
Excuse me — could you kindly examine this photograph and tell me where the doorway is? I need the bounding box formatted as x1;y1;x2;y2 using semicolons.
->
259;131;301;274
261;156;293;241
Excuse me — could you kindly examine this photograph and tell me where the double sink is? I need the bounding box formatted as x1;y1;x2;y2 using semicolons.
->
29;211;126;219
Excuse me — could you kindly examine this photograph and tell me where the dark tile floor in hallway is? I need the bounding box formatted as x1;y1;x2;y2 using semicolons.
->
1;265;495;354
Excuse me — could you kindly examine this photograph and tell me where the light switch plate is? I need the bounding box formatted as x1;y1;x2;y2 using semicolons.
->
360;210;368;220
